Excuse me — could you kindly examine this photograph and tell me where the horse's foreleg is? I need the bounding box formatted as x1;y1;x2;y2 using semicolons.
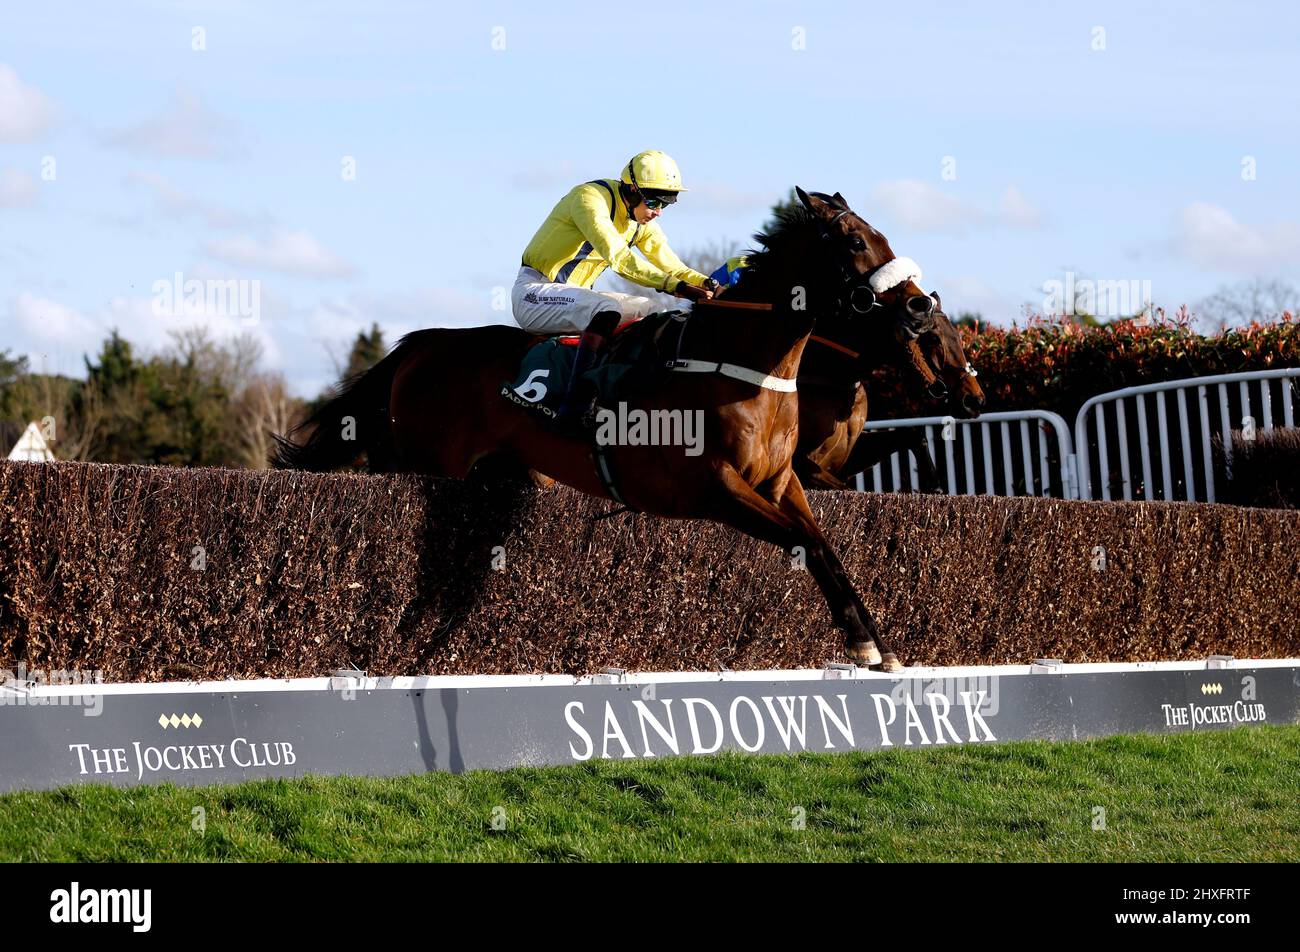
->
910;433;942;493
841;429;941;493
799;460;851;491
710;466;895;670
777;475;901;670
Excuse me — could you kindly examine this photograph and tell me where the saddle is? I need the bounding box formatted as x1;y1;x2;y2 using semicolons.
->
500;310;690;423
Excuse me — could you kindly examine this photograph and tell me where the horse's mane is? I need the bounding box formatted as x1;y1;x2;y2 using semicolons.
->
733;192;841;289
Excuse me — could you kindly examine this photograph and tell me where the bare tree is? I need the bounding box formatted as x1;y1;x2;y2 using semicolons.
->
164;327;264;395
1196;278;1299;333
44;372;106;461
234;372;299;469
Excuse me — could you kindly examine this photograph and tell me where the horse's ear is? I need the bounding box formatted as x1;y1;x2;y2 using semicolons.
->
832;191;848;208
796;187;834;217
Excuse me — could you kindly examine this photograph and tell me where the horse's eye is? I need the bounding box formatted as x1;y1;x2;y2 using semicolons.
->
849;236;866;252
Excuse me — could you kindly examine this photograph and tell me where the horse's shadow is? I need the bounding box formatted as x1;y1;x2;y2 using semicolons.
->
408;464;542;670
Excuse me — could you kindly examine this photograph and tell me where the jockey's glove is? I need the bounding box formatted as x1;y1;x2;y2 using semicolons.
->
673;281;714;303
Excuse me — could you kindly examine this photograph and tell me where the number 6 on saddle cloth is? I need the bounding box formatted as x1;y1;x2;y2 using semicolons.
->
500;311;690;422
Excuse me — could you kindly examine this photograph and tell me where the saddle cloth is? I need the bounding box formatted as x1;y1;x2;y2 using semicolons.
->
500;310;689;422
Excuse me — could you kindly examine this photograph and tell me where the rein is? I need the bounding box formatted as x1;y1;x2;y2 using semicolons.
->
808;335;859;359
696;299;773;311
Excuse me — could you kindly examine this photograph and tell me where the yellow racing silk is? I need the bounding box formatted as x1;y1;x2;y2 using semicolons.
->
521;179;709;293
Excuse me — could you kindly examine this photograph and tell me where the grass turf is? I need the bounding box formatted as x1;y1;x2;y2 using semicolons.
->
2;726;1297;862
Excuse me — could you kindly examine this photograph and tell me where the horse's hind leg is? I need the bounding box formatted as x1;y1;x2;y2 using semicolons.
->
709;466;898;670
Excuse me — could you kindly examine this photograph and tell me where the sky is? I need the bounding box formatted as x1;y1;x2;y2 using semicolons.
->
2;0;1298;396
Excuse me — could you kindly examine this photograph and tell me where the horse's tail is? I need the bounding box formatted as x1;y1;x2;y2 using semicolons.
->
272;336;414;472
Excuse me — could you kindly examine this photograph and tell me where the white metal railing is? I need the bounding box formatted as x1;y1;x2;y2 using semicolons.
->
856;410;1077;498
853;368;1300;503
1074;368;1300;501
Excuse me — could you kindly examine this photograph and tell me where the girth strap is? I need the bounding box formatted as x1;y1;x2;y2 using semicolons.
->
590;429;633;509
669;359;797;392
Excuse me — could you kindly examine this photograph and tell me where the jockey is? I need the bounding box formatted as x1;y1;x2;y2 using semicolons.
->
512;150;720;425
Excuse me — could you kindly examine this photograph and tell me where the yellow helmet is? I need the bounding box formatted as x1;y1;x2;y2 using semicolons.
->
621;150;687;192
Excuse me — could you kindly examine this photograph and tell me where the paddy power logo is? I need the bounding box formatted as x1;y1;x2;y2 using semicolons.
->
1161;676;1268;730
563;685;998;761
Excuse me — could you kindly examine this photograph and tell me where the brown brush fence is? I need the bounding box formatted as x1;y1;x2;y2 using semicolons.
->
1219;426;1300;510
1;460;1296;682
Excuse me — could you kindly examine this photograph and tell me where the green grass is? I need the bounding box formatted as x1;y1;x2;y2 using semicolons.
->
3;726;1298;862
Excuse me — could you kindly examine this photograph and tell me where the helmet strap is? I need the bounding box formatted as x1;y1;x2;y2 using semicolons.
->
618;181;642;210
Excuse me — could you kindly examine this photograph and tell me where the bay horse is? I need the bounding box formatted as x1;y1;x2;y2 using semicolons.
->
797;298;985;490
275;188;936;670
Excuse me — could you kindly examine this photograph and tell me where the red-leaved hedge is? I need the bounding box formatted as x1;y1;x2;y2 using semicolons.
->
871;311;1300;421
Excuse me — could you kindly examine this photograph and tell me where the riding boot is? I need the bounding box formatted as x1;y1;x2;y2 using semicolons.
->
556;310;620;431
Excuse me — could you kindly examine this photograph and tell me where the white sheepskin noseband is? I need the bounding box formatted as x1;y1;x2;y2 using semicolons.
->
869;256;924;294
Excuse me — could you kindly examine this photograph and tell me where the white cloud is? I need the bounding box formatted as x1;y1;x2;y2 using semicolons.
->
125;171;258;229
306;297;369;342
687;183;774;215
359;287;507;326
931;275;1023;325
0;65;56;142
870;179;984;233
0;168;39;208
8;289;281;370
307;287;506;343
7;283;506;399
204;228;356;279
11;292;99;343
1176;202;1300;272
104;91;242;159
102;293;282;365
1000;185;1043;228
869;180;1045;234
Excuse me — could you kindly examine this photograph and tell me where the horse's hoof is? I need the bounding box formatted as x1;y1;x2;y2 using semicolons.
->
871;653;904;673
846;640;882;666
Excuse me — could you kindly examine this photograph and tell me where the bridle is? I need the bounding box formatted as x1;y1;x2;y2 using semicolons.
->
807;304;979;403
822;209;883;316
819;208;935;329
